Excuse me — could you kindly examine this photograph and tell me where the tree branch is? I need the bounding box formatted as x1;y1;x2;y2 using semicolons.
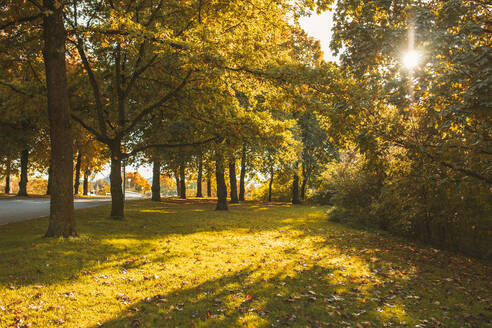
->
124;51;157;98
0;13;42;31
67;28;189;50
115;43;125;129
123;70;193;135
0;80;36;97
392;139;492;185
73;38;108;139
71;113;108;144
438;160;492;185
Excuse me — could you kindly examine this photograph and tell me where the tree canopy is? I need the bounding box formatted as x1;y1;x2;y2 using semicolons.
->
0;0;490;258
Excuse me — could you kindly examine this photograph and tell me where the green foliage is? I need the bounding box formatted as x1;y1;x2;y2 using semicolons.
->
1;0;490;260
319;153;492;260
306;0;492;259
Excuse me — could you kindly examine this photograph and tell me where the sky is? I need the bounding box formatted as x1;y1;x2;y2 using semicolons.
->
298;11;336;62
95;11;335;181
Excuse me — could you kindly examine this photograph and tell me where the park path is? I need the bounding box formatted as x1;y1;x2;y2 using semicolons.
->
0;192;142;225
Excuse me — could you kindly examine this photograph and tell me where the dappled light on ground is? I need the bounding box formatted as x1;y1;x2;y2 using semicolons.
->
139;209;177;214
0;200;490;327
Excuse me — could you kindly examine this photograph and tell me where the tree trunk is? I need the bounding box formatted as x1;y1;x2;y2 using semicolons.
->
43;0;76;237
175;168;180;197
300;166;311;200
228;155;239;203
292;172;301;204
207;172;212;197
151;157;161;201
239;145;246;201
196;155;203;197
109;145;124;219
46;165;52;195
74;151;81;195
5;158;10;194
300;177;307;200
268;166;274;202
179;162;186;199
18;149;28;196
215;153;228;210
83;169;89;196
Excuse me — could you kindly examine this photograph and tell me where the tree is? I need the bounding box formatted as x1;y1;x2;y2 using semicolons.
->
292;170;301;204
151;154;161;201
207;172;212;197
308;0;492;256
1;1;82;236
215;151;228;211
65;1;195;218
42;0;76;237
0;84;44;199
74;150;82;195
1;157;12;194
83;169;90;196
126;172;151;193
17;149;28;196
268;165;274;202
179;154;187;199
238;145;247;201
298;110;336;200
196;154;203;198
64;0;317;216
228;154;239;203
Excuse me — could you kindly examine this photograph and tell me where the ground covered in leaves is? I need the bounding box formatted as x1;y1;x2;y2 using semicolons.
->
0;199;490;328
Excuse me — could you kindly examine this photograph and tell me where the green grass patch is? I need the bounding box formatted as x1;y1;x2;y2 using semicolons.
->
0;199;490;327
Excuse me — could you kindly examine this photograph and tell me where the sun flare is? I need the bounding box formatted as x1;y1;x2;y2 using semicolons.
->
403;50;420;69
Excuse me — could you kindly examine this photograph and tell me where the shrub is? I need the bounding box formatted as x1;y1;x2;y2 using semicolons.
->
316;151;492;260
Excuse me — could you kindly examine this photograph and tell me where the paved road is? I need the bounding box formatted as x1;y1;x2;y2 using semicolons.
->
0;192;143;225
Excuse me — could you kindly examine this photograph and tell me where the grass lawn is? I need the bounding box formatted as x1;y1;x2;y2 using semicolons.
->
0;199;490;328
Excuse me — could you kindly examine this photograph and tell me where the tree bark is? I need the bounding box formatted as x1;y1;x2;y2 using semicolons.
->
196;155;203;197
300;177;307;200
174;168;180;197
228;155;239;203
215;153;228;210
300;166;311;200
42;0;76;237
268;166;274;202
239;145;246;201
5;157;10;194
207;171;212;197
109;144;124;219
18;149;28;196
151;156;161;201
83;169;89;196
292;172;301;204
179;161;186;199
74;151;81;195
46;165;52;195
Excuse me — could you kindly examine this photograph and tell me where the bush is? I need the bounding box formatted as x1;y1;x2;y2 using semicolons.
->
317;152;492;260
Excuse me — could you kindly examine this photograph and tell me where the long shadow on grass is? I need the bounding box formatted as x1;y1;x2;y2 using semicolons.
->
0;202;179;288
93;265;387;328
92;259;491;328
0;199;490;327
0;200;294;288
